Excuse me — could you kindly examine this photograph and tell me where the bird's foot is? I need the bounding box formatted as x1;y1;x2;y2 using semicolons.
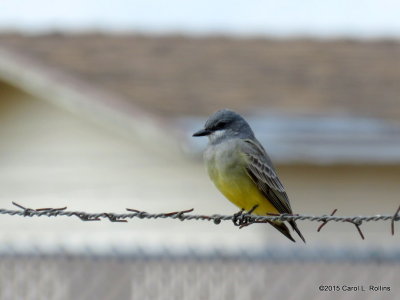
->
232;209;246;226
232;205;259;228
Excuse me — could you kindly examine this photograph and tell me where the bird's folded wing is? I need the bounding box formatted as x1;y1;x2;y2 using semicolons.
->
241;139;293;214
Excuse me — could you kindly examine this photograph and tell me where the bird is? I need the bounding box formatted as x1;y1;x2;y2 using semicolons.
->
193;109;305;243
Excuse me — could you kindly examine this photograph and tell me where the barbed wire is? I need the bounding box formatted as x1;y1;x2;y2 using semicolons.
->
1;202;400;240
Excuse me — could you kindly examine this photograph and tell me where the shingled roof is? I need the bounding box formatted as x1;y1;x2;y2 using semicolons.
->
1;33;400;120
1;33;400;163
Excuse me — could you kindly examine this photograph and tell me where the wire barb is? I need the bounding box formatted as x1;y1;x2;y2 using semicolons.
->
317;209;365;240
162;208;194;218
317;209;337;232
73;213;101;222
12;201;67;217
353;222;365;240
104;213;128;223
391;205;400;236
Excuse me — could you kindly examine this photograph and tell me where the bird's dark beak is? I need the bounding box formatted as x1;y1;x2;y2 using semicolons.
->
192;128;211;137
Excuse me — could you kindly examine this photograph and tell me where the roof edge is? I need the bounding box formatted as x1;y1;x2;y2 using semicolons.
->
0;46;183;155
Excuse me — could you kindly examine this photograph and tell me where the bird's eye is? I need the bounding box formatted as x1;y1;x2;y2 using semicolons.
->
214;120;228;130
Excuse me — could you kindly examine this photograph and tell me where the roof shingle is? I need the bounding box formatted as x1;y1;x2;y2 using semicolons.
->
1;33;400;120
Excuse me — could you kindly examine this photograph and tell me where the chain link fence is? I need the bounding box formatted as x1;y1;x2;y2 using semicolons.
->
0;247;399;300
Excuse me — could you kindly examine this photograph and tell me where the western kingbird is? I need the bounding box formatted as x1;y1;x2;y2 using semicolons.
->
193;109;305;243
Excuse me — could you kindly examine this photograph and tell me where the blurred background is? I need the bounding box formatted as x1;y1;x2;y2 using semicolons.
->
1;1;400;299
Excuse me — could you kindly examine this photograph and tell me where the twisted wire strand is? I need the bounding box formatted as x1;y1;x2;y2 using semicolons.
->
0;202;398;224
1;202;399;240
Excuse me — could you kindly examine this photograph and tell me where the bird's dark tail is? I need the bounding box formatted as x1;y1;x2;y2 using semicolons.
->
269;221;296;243
269;220;306;243
289;220;306;243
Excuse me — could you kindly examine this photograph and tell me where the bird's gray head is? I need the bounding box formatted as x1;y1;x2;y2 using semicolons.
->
192;109;255;144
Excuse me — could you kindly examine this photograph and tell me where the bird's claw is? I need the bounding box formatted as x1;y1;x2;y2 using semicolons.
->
232;206;258;227
232;209;247;226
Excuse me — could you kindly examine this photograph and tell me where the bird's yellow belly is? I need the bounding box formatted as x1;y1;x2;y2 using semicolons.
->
213;171;279;216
